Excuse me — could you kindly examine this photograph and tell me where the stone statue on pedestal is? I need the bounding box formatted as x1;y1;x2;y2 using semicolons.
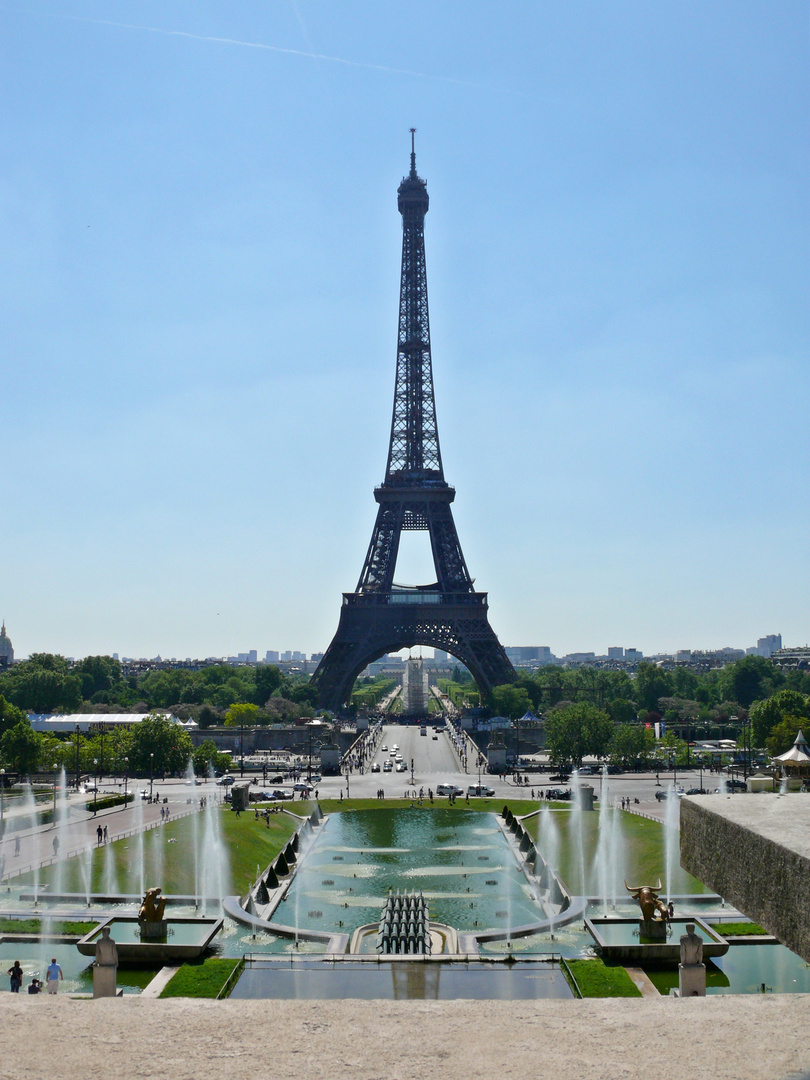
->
678;922;706;997
93;925;118;999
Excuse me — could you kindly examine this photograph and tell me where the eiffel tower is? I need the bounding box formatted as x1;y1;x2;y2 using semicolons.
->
311;134;515;710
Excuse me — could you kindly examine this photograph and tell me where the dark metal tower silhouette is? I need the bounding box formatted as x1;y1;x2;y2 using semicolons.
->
311;135;515;710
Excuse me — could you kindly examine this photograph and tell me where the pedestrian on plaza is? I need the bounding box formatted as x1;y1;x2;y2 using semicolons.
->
28;977;42;995
46;958;63;994
7;960;23;993
103;825;108;842
97;824;103;845
14;835;20;856
52;836;59;856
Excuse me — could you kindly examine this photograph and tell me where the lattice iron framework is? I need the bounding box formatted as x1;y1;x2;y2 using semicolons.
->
311;134;515;709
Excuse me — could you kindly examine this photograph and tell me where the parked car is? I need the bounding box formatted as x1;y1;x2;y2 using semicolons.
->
396;763;407;772
549;773;569;783
270;789;294;800
216;775;235;786
436;784;464;797
725;778;747;791
293;782;312;792
309;774;322;784
467;784;495;797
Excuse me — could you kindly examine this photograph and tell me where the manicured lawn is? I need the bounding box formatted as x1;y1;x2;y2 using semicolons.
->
522;807;709;896
565;958;642;998
710;921;767;936
159;957;243;998
0;918;96;936
18;807;299;897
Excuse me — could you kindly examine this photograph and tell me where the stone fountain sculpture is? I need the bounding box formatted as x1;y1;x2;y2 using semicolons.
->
678;922;706;997
93;925;118;999
138;887;168;940
625;879;670;941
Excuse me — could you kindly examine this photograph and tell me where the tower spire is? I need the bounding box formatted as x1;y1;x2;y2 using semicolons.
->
410;127;417;178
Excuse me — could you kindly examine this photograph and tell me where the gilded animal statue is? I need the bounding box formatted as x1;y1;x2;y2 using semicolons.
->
624;880;669;923
138;887;167;923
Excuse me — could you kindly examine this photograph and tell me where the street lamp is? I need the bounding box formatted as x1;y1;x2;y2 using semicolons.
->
75;724;81;791
124;757;129;804
52;763;58;815
149;753;154;800
0;768;5;832
93;759;98;815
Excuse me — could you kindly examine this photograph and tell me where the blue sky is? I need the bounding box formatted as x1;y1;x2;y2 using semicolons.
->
2;1;808;662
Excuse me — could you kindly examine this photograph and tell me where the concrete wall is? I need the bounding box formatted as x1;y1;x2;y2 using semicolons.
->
680;793;810;962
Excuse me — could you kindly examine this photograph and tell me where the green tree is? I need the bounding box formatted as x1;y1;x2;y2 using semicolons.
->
634;663;673;712
718;655;782;710
606;697;636;725
608;723;652;767
765;718;806;757
0;654;83;714
192;739;232;776
224;702;260;728
545;703;613;768
491;684;532;719
255;665;283;705
0;720;43;776
128;714;194;776
0;695;28;738
73;655;123;701
749;689;810;748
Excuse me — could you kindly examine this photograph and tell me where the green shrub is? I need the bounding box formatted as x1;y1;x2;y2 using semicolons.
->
84;793;133;813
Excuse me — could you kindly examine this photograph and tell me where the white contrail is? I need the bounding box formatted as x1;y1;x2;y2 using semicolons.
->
13;7;484;88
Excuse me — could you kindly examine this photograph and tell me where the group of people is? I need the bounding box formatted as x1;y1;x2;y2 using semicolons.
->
6;959;62;995
95;824;110;844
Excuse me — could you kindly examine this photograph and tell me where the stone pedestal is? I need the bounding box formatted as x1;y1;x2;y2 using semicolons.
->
639;918;668;940
679;963;706;997
579;785;595;811
93;964;117;999
139;919;168;940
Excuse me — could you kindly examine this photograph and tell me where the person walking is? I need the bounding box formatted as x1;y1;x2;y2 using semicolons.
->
103;825;108;842
96;824;103;845
46;958;63;994
7;960;23;993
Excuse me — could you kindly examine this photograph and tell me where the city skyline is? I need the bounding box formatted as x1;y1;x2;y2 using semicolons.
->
2;3;808;662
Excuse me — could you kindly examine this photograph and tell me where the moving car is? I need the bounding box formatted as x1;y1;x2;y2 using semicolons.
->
216;775;235;786
383;761;393;772
396;763;407;772
371;763;381;772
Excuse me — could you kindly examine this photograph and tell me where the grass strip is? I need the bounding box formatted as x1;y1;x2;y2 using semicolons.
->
0;918;96;936
564;958;642;998
709;921;767;936
159;957;242;999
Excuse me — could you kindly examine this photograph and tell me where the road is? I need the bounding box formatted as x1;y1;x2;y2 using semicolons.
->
0;726;731;883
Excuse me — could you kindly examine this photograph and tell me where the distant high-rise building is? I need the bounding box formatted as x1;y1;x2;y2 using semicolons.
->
434;649;449;662
675;649;692;662
607;647;624;660
624;648;643;661
281;651;292;663
247;650;258;663
757;634;782;658
292;651;305;662
265;650;279;663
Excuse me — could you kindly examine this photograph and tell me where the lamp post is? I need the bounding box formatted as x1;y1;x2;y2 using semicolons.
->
93;759;98;815
124;757;129;805
75;724;81;791
52;763;58;815
149;753;154;800
0;768;5;832
240;720;244;779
